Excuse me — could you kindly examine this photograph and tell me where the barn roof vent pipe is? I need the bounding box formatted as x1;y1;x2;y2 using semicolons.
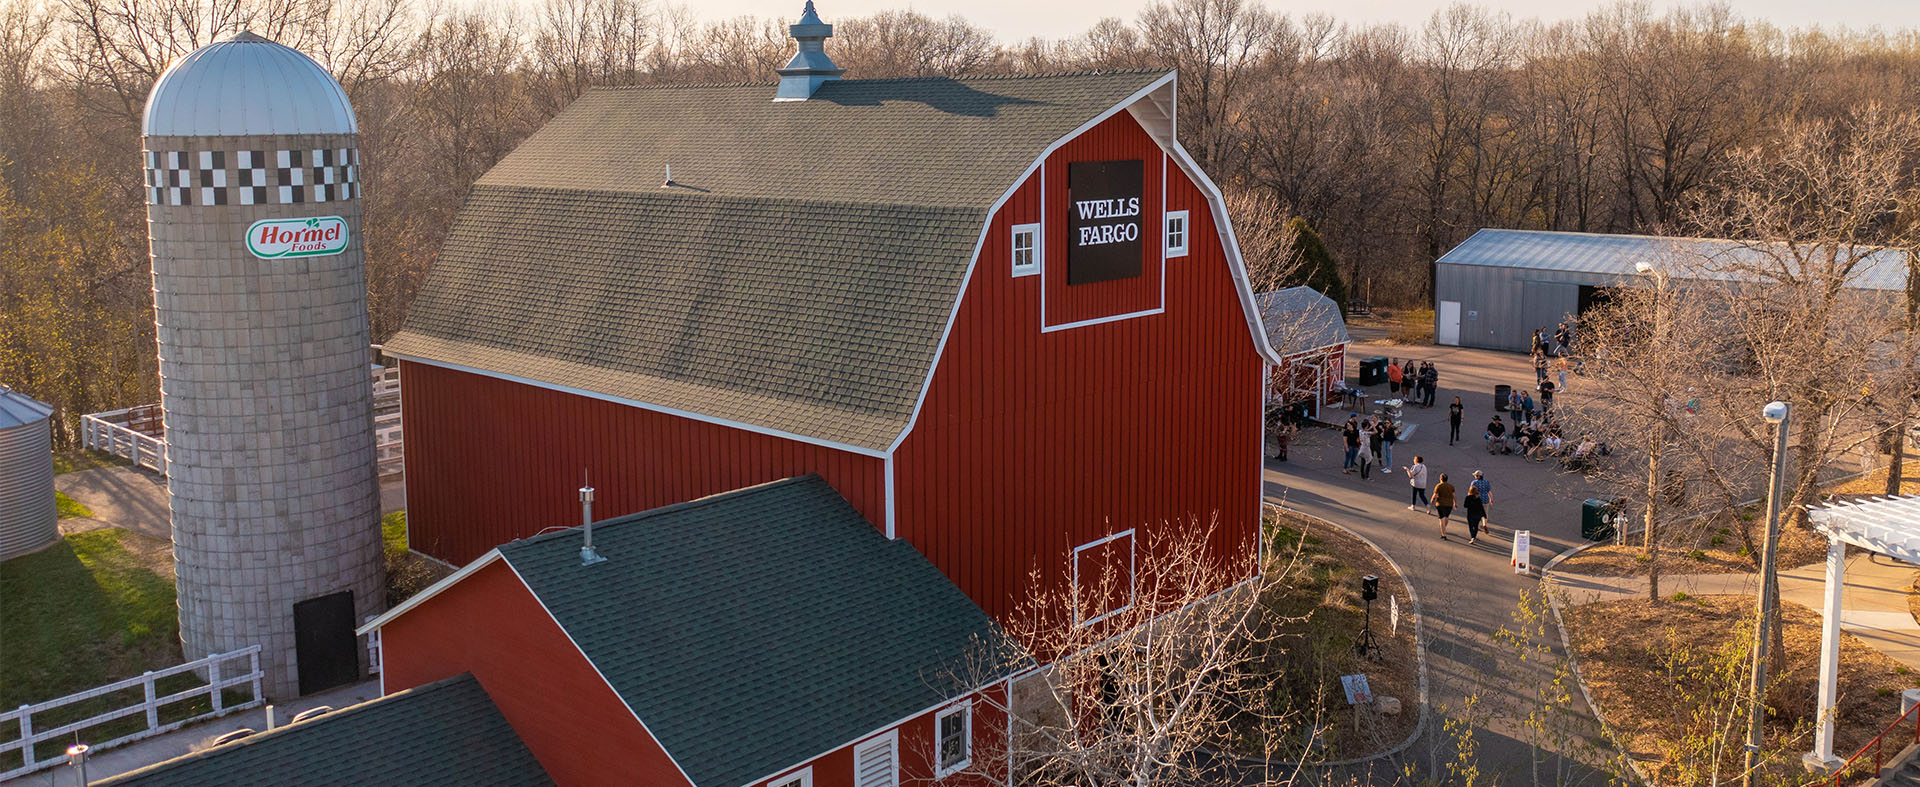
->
579;473;606;566
775;1;843;102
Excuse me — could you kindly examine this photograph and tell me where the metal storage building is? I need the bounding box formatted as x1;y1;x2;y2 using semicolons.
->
0;386;58;562
1433;228;1911;352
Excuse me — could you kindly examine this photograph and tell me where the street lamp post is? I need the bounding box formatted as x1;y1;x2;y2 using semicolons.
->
1743;400;1792;784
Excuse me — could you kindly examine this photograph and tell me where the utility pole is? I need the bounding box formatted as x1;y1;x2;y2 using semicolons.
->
1744;400;1791;784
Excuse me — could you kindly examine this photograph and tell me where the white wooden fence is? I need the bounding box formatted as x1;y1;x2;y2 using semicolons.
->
79;407;168;475
80;361;404;478
0;646;264;780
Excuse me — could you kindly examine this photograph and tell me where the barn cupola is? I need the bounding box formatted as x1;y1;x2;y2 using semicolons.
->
775;1;843;101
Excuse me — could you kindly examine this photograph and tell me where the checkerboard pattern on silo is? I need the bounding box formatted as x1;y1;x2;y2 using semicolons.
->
145;146;358;206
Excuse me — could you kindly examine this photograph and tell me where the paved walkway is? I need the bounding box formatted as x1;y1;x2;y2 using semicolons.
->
55;464;409;544
1267;338;1618;784
2;679;380;787
1551;552;1920;669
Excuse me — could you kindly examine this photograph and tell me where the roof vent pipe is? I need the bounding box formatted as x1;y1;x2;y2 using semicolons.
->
579;475;606;565
775;1;843;102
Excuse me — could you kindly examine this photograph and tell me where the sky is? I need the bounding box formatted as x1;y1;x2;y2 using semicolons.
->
688;0;1920;40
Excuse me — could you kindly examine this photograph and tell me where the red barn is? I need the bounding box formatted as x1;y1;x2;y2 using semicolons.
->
386;66;1277;624
367;7;1282;784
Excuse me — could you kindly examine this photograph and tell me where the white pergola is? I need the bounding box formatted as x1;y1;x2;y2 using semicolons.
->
1805;494;1920;771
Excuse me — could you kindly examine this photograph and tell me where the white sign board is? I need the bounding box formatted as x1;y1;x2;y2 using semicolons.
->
1341;674;1373;705
1512;530;1532;574
1390;594;1400;635
246;216;349;259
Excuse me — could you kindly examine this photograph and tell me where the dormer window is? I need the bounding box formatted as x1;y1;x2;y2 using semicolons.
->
1011;223;1040;277
1166;210;1189;258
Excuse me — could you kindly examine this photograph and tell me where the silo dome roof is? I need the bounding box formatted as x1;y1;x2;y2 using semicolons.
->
143;31;356;137
0;387;52;429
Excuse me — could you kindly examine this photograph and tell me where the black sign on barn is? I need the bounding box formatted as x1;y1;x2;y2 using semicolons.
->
1066;160;1145;285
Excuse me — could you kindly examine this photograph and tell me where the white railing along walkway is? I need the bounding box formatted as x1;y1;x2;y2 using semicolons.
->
0;646;264;780
80;407;167;475
79;361;404;479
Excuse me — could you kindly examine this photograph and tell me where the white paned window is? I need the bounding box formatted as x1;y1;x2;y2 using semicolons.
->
1166;210;1190;258
935;701;973;778
1011;223;1041;277
770;768;813;787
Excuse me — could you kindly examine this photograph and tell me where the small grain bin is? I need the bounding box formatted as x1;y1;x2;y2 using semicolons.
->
0;386;58;562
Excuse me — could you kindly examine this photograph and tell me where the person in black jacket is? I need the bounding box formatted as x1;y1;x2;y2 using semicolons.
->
1448;396;1464;445
1463;486;1487;544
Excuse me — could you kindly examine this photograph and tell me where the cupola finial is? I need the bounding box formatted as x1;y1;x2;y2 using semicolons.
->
775;1;843;101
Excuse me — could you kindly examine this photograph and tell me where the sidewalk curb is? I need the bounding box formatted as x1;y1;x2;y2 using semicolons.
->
1244;504;1430;770
1540;539;1650;786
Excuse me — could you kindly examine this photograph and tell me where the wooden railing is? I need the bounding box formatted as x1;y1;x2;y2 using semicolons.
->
1829;699;1920;786
0;647;263;780
80;407;168;475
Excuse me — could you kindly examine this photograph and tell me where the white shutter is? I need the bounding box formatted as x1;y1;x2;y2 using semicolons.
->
853;732;897;787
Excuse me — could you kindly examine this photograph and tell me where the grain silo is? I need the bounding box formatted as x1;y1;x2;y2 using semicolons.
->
142;31;382;699
0;386;57;562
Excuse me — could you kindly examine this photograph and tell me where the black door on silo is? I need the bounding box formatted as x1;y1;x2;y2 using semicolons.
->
294;591;359;695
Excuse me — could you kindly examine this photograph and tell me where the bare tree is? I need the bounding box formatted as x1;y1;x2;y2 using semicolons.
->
951;521;1317;786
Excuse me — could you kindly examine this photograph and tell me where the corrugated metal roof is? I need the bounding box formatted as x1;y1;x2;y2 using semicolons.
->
143;31;356;137
1255;287;1348;356
1437;229;1910;291
0;386;52;430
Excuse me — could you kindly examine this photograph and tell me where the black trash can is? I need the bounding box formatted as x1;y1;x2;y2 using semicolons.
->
1581;498;1623;541
1494;384;1512;411
1359;357;1389;386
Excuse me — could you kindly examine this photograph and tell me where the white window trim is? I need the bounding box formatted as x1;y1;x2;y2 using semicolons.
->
933;700;973;779
1010;222;1041;277
1165;210;1190;258
769;766;813;787
1071;529;1137;627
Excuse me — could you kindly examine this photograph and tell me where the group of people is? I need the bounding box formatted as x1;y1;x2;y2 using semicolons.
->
1339;412;1400;479
1385;359;1440;407
1404;459;1497;544
1530;322;1576;360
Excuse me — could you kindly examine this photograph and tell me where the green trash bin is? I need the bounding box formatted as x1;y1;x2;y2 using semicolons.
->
1581;498;1623;541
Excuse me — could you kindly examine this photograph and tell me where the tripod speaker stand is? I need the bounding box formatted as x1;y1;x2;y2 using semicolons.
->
1356;574;1381;659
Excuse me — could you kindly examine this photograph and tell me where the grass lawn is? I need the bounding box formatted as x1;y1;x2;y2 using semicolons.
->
55;491;93;519
1234;509;1420;762
51;450;133;475
0;528;217;769
1566;595;1915;785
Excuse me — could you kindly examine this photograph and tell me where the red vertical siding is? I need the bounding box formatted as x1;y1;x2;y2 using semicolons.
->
382;561;693;787
750;687;1009;787
400;363;887;565
894;111;1265;624
1042;114;1166;328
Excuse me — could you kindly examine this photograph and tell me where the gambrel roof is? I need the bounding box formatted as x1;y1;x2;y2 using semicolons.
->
385;72;1176;452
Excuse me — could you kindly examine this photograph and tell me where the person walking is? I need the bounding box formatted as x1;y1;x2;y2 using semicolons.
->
1556;354;1571;394
1469;470;1494;537
1463;485;1487;544
1433;474;1456;540
1342;416;1360;473
1422;362;1439;407
1405;456;1430;511
1448;396;1464;445
1387;359;1403;396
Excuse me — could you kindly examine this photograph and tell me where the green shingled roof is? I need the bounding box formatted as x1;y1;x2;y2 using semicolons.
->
386;71;1170;451
497;475;1025;787
95;674;552;787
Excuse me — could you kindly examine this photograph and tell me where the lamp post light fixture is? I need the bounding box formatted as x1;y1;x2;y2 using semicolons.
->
66;743;90;785
1743;400;1792;784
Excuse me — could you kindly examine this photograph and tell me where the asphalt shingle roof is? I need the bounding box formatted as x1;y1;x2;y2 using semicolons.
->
94;674;552;787
386;71;1170;451
497;475;1023;787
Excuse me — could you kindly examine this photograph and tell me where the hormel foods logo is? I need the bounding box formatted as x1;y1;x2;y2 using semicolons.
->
246;216;349;259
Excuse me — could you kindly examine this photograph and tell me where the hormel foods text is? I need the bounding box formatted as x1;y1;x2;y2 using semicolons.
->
246;216;349;259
